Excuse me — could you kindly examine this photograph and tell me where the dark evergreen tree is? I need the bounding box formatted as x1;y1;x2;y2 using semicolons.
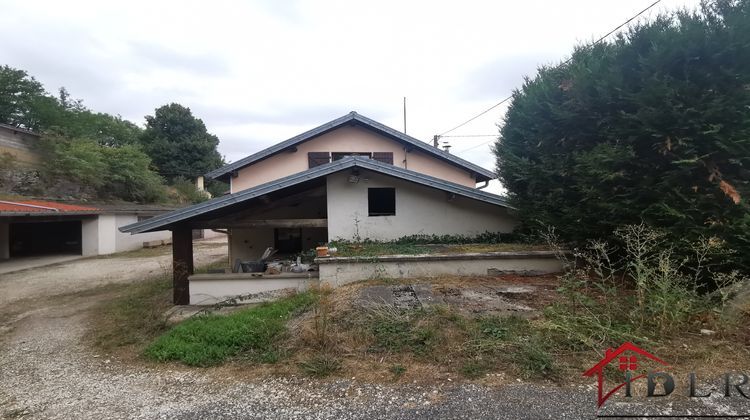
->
139;103;224;182
495;0;750;270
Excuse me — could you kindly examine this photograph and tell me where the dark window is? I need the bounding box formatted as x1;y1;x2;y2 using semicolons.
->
308;152;330;168
368;188;395;216
372;152;393;164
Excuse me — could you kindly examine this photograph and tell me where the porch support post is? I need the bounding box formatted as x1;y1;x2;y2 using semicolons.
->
172;225;194;305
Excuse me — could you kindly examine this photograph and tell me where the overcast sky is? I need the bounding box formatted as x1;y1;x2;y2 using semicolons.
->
1;0;701;192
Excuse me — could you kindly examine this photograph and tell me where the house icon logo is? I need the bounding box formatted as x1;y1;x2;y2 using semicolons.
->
583;342;669;407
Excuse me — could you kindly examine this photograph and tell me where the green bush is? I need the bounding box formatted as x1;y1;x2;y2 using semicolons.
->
40;135;168;203
171;176;210;204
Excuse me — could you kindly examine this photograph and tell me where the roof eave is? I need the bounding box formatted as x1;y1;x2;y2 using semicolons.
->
124;156;509;234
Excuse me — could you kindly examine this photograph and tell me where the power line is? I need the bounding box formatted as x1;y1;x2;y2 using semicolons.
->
437;0;662;138
454;139;495;154
440;134;498;138
438;97;513;137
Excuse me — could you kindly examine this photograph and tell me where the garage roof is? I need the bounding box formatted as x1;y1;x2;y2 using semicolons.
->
0;200;99;214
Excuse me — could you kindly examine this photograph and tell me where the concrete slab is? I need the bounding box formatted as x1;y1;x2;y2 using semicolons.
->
0;254;83;275
358;285;396;307
412;283;445;307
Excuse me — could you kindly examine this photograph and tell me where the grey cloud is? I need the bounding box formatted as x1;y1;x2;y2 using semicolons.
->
217;135;273;163
257;0;303;23
461;54;559;101
3;38;117;101
191;103;389;128
128;42;229;77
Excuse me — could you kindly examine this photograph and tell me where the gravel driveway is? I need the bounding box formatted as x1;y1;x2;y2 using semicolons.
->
1;239;747;419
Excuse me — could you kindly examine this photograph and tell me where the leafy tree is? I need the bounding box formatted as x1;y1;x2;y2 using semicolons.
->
495;0;750;270
0;66;51;129
40;135;167;203
140;103;224;181
100;145;167;202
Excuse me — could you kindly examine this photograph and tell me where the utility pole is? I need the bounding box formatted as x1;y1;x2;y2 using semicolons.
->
403;97;407;134
433;135;440;148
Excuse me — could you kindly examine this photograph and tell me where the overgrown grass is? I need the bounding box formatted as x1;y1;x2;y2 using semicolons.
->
90;275;173;351
533;224;750;361
145;292;317;366
299;353;341;377
330;241;548;258
329;301;558;380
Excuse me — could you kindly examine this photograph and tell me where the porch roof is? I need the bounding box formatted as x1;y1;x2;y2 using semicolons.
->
120;156;512;234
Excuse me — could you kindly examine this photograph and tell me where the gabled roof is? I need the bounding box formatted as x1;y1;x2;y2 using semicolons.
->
122;156;511;234
205;111;496;182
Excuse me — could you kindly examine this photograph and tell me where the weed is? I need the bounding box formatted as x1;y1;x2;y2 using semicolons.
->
299;353;341;377
366;305;436;356
541;223;747;355
478;316;527;341
329;239;546;258
514;337;556;379
389;364;407;377
310;285;335;351
90;274;173;351
461;359;492;378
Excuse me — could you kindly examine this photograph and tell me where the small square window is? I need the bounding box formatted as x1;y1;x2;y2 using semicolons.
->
368;188;395;216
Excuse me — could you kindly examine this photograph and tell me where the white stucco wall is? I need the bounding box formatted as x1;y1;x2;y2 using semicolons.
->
81;218;100;256
0;222;8;260
113;214;171;252
326;170;516;241
82;214;172;256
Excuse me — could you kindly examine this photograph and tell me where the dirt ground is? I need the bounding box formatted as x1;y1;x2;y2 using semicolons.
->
1;241;748;419
0;239;227;308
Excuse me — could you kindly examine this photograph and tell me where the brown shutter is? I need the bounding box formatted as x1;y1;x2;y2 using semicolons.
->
308;152;330;168
372;152;394;165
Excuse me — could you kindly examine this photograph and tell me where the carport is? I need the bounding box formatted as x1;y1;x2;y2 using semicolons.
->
0;200;99;260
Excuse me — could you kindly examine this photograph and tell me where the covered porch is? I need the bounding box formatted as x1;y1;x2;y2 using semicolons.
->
166;178;329;304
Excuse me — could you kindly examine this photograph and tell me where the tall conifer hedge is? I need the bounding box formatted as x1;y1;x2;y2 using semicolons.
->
496;0;750;270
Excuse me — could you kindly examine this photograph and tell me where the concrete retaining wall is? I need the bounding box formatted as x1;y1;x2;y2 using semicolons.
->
187;251;563;305
189;272;318;305
316;251;563;288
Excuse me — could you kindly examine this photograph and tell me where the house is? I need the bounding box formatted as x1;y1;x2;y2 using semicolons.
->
0;200;177;261
120;111;520;304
